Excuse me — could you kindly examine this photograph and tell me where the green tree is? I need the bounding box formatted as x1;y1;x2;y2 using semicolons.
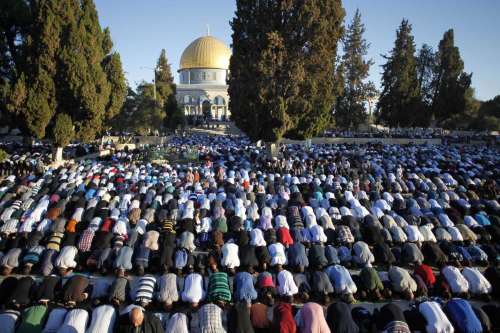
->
229;0;344;142
52;113;74;147
0;0;33;125
469;95;500;131
432;29;472;126
109;86;137;132
334;9;374;129
165;90;184;130
166;95;186;130
377;19;421;127
132;82;165;135
10;0;61;139
414;43;437;126
155;49;175;107
103;52;127;124
6;0;126;142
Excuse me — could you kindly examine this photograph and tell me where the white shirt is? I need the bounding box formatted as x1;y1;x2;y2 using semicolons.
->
71;208;85;222
353;241;374;267
390;226;408;243
419;225;437;243
447;226;464;242
181;273;205;303
166;312;189;333
269;243;287;266
438;214;454;228
274;215;289;229
157;273;179;304
55;246;78;269
32;198;50;221
85;305;116;333
419;301;454;333
442;266;469;294
327;265;357;294
277;270;298;296
405;225;425;243
250;228;266;246
309;225;328;243
221;243;240;269
352;205;370;219
374;199;391;211
58;308;89;333
462;267;492;295
19;216;37;233
37;218;53;234
463;216;479;228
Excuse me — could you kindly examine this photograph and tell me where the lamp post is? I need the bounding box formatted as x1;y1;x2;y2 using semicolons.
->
140;66;158;100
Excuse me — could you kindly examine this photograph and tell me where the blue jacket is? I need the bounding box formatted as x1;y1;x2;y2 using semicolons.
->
445;298;482;333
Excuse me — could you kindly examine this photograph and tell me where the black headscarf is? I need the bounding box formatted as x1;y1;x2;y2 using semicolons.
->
326;302;359;333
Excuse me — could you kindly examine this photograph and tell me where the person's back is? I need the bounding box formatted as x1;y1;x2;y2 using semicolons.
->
298;302;330;333
17;305;48;333
199;303;226;333
273;302;296;333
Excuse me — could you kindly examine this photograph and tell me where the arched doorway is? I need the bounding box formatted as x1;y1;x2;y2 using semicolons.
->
213;96;226;121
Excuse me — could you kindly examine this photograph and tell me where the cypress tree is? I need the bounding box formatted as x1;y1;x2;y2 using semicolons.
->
334;9;374;129
432;29;472;126
229;0;344;142
414;43;436;126
155;49;175;107
288;0;345;139
6;0;125;143
101;26;126;124
103;52;127;122
12;0;61;139
377;19;420;127
0;0;33;124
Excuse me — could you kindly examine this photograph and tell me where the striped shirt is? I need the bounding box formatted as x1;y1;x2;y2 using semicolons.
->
135;275;156;304
0;219;19;235
207;272;231;303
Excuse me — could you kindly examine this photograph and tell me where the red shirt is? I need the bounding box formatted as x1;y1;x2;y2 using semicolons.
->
415;263;436;286
278;227;294;247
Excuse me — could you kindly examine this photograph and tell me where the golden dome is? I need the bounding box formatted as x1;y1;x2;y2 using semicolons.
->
179;36;231;70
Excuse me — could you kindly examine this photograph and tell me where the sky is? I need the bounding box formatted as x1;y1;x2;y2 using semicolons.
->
94;0;500;101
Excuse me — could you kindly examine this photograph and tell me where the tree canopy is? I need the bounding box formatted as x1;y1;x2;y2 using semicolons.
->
432;29;473;127
334;9;376;129
155;49;175;108
52;113;74;147
2;0;126;143
229;0;345;142
377;19;421;127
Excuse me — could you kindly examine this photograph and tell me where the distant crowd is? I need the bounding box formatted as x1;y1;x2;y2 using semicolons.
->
0;134;498;332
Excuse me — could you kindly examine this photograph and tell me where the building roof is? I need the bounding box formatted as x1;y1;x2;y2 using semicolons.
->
179;36;231;70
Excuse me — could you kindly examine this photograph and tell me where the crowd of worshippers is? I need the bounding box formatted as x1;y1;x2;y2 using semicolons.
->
0;134;499;332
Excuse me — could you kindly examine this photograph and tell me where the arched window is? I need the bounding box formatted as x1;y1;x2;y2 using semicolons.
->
214;96;225;105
